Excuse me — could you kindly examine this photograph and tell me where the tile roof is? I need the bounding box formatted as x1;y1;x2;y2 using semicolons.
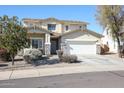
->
22;17;89;25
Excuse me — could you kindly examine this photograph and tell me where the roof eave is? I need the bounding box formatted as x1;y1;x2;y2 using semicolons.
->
61;29;103;38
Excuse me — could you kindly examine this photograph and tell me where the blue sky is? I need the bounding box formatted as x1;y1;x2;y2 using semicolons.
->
0;5;103;34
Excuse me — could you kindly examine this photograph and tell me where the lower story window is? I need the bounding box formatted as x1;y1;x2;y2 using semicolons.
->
31;39;43;48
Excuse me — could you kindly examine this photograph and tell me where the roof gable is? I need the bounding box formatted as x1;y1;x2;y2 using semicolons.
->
61;29;103;38
26;26;51;34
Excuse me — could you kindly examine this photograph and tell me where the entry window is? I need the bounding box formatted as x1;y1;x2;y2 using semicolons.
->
65;25;69;31
83;25;87;30
48;24;56;30
107;41;109;46
32;39;43;48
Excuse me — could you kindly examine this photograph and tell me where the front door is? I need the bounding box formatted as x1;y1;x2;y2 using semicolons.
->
51;40;57;54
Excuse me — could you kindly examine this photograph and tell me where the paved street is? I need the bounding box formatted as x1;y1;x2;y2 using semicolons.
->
0;54;124;88
1;70;124;88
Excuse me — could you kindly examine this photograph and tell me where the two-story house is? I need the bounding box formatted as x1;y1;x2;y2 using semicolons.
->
23;17;103;55
101;27;124;53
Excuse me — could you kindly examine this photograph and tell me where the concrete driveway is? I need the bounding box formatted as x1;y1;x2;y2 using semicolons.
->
78;54;124;65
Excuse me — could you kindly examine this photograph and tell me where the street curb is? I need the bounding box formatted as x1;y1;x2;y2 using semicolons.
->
1;65;124;81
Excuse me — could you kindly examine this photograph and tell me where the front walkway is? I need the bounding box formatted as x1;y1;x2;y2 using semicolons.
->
0;54;124;81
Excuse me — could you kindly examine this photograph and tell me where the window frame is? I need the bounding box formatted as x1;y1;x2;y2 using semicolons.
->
47;24;56;30
31;38;43;49
65;25;69;31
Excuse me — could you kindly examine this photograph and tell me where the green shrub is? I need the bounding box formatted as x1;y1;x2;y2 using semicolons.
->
0;48;11;61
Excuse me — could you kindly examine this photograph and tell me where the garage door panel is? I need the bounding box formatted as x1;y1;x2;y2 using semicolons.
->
68;41;95;45
68;41;96;54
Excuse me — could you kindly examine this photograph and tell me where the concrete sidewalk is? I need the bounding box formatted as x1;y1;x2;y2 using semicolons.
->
1;64;124;81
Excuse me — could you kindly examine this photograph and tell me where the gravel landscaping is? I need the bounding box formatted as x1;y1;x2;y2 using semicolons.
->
0;55;82;71
0;54;124;72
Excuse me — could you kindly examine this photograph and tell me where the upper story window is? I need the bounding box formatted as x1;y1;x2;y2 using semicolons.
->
65;25;69;31
48;24;56;30
79;26;82;30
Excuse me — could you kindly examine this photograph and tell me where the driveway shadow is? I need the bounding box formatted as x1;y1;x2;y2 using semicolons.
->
101;52;116;55
0;64;8;67
32;57;82;66
32;57;60;66
71;60;82;63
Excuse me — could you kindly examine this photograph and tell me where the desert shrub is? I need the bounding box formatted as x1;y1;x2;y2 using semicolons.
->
0;48;11;61
69;55;78;63
61;54;78;63
31;49;43;60
23;55;31;64
56;50;63;61
98;44;110;54
23;49;43;64
56;50;78;63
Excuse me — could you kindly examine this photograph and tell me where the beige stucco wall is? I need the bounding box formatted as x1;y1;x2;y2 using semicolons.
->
40;21;87;34
62;24;86;33
24;21;87;34
28;29;49;34
61;31;101;43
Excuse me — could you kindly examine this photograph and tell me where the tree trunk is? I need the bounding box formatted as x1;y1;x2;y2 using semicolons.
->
116;36;122;58
11;54;14;65
118;45;122;58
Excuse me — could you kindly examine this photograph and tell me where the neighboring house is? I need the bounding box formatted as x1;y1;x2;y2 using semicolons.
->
101;28;118;53
101;27;124;53
22;17;103;55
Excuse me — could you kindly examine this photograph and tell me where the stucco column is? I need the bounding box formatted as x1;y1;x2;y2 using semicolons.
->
45;33;51;55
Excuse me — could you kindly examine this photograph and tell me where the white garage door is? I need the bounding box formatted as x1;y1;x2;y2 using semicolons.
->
68;41;96;55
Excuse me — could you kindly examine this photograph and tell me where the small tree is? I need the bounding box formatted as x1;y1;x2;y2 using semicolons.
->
95;5;124;57
0;15;29;65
